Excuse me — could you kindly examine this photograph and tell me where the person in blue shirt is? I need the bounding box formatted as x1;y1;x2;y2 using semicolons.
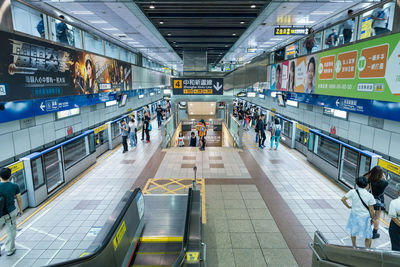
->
36;14;45;38
56;15;70;45
0;167;23;256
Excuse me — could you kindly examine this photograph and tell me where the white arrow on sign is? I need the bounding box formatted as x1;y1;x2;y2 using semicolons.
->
336;99;340;107
213;82;222;91
40;102;45;111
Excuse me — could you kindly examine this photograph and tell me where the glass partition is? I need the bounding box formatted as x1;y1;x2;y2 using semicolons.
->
313;135;340;167
339;147;359;186
112;121;122;139
281;120;292;138
32;157;45;189
84;32;104;55
48;17;81;48
95;130;108;148
120;48;130;62
377;159;400;199
295;126;309;146
358;1;395;40
105;41;119;59
43;149;64;193
11;1;44;38
8;162;27;194
89;133;95;154
63;137;87;169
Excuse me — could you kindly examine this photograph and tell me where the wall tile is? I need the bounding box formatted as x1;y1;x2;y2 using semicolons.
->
359;125;374;148
0;120;20;135
35;113;54;125
389;132;400;160
349;113;368;125
13;129;31;155
0;134;15;162
372;129;390;155
29;125;44;148
348;122;361;143
43;122;56;143
383;119;400;133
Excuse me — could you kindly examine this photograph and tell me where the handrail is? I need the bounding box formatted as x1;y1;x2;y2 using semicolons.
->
48;188;142;266
309;129;378;157
21;130;94;160
173;188;193;267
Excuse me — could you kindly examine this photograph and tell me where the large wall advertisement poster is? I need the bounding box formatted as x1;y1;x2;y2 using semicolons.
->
316;32;400;102
266;65;271;90
0;31;132;102
281;61;289;91
294;56;306;93
305;54;317;94
270;64;276;90
287;60;296;92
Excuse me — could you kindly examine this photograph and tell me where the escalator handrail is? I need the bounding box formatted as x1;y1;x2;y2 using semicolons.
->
48;188;142;267
173;188;193;267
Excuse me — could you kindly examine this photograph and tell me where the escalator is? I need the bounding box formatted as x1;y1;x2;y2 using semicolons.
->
130;194;188;266
310;231;400;267
49;188;202;267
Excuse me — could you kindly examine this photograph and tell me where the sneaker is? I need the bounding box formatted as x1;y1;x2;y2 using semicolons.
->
7;249;16;256
146;141;150;143
122;150;127;154
372;232;380;239
259;146;264;149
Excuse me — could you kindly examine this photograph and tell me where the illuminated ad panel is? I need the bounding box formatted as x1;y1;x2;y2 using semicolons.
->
0;30;132;102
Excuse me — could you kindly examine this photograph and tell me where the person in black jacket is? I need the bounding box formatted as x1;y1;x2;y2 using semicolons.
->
257;114;266;149
364;166;388;239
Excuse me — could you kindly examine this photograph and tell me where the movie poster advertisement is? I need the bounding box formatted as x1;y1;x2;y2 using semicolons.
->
0;30;132;102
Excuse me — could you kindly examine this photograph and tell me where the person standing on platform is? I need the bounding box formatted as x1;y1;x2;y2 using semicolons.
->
254;115;260;144
190;132;198;147
128;118;137;148
120;120;129;153
364;166;389;239
199;120;208;151
257;114;266;149
388;183;400;251
0;167;23;256
341;176;376;249
342;9;355;44
144;115;151;143
270;118;282;150
156;105;163;128
141;110;150;141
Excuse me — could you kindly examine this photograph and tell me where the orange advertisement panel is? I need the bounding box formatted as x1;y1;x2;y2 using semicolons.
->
336;50;358;79
294;56;306;92
358;44;388;79
318;55;335;80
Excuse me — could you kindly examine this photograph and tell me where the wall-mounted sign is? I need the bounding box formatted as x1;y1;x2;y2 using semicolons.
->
172;78;223;95
247;92;256;97
247;48;257;54
274;27;308;36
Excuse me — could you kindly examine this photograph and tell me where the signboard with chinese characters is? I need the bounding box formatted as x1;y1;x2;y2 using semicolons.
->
274;27;308;36
172;78;223;95
315;32;400;102
0;30;132;102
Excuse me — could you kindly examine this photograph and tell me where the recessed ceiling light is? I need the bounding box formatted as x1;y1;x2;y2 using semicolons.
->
250;4;256;8
232;33;237;36
159;21;164;24
71;11;93;15
89;20;107;24
149;4;155;9
167;33;172;36
225;45;228;47
240;21;245;24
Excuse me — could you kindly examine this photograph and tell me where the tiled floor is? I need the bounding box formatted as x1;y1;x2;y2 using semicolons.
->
242;130;391;250
0;128;162;267
155;147;251;179
204;184;298;267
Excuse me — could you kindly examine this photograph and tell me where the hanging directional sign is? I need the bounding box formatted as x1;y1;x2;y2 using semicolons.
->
172;78;224;95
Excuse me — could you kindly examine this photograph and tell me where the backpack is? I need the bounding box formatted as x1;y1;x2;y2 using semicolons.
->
275;125;282;137
56;23;66;38
148;123;152;131
0;194;8;218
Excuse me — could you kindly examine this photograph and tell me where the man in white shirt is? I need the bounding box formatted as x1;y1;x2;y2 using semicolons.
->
342;9;354;44
341;176;376;248
371;6;389;35
388;183;400;251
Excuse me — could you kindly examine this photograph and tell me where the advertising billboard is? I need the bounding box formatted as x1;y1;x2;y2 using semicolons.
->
0;30;132;102
316;32;400;102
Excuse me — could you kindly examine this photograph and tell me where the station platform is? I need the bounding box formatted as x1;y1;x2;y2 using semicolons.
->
0;127;392;267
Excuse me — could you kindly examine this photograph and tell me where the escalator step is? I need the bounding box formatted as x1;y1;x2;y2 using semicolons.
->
132;253;180;266
136;242;182;253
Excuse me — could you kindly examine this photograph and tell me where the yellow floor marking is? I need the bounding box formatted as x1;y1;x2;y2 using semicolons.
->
140;236;183;242
136;252;180;255
142;178;206;224
0;144;122;242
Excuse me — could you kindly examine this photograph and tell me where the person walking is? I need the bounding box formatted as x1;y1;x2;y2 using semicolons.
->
128;118;137;148
156;105;163;128
257;114;266;149
144;116;151;143
141;111;150;141
363;166;388;239
254;115;260;144
178;132;184;147
199;119;208;151
341;176;376;248
119;120;129;153
270;118;282;150
189;132;198;147
0;167;23;256
342;10;355;44
388;183;400;251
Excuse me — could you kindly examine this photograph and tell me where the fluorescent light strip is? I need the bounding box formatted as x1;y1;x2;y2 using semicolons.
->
89;20;107;24
102;27;118;31
71;11;93;15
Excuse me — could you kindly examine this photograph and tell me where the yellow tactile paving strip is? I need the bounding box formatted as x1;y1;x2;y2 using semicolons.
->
143;178;206;224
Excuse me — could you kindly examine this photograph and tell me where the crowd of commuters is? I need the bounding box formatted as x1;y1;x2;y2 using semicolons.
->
119;100;171;153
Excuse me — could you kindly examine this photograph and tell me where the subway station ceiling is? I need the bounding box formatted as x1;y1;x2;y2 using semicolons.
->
135;0;268;64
